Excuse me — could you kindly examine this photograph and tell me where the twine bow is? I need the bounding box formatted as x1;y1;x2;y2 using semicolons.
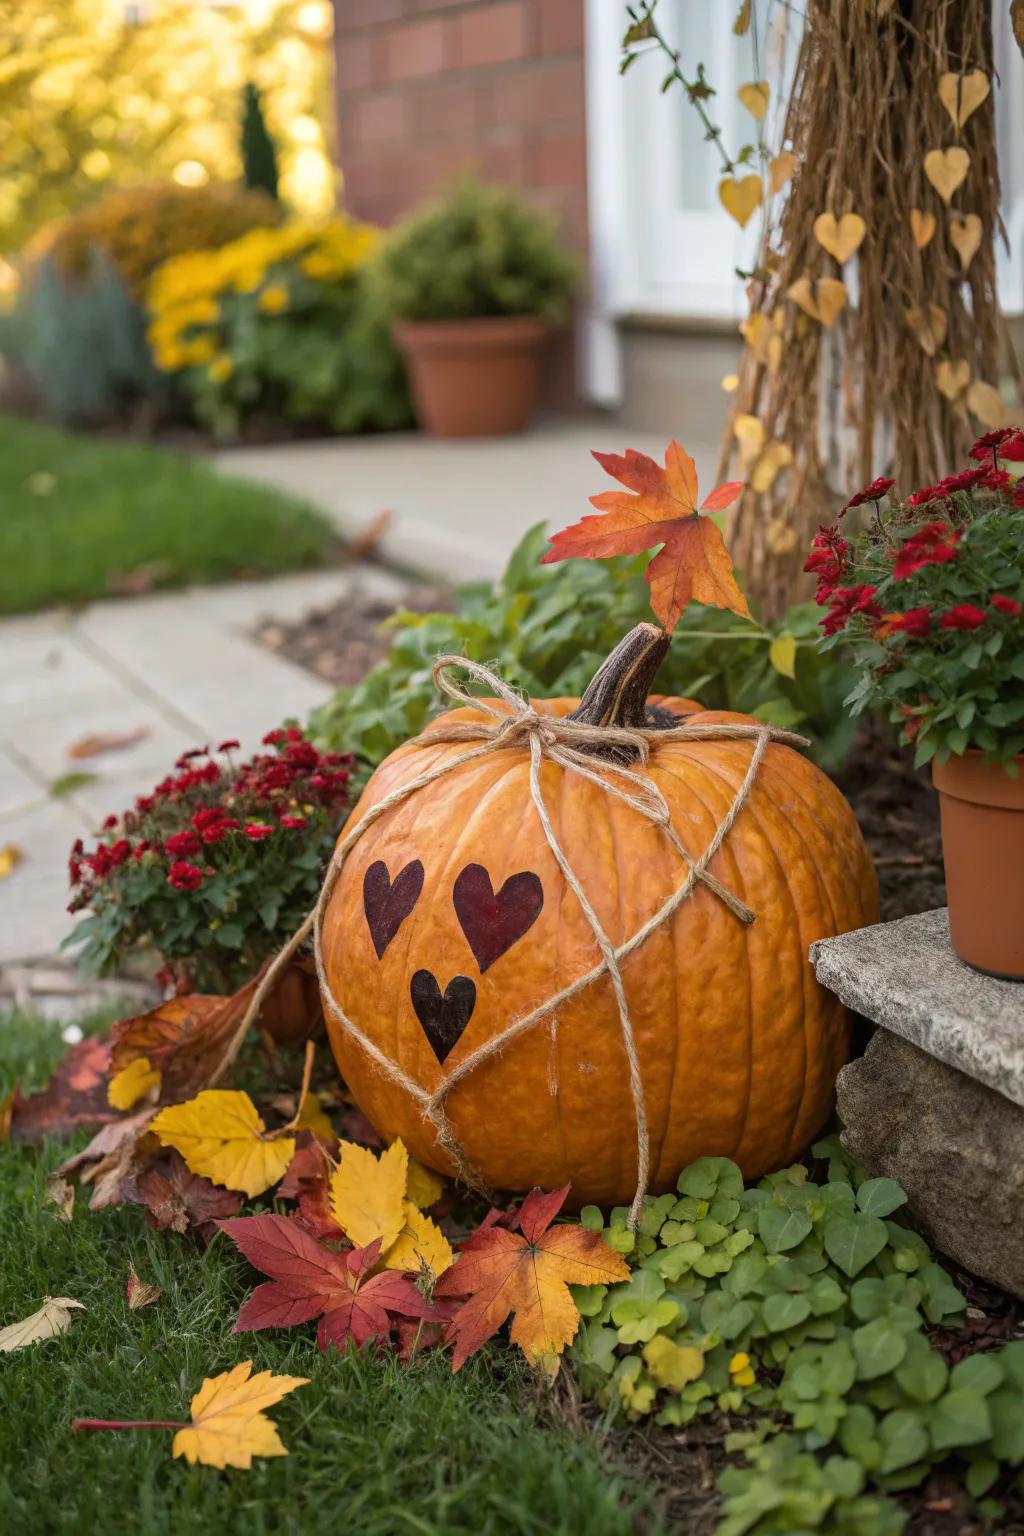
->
221;655;808;1227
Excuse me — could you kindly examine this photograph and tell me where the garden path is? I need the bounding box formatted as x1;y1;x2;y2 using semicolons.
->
215;418;697;582
0;565;404;964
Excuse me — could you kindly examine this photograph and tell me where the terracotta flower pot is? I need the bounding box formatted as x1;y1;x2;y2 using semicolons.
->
932;751;1024;980
393;316;548;438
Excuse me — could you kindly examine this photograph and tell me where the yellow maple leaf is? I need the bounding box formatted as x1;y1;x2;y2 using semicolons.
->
108;1055;161;1111
384;1200;453;1277
172;1361;308;1470
294;1090;335;1144
151;1090;294;1198
329;1139;407;1250
406;1157;444;1210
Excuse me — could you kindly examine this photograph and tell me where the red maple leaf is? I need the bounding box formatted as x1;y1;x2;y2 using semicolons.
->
435;1186;630;1371
218;1214;438;1352
542;439;747;632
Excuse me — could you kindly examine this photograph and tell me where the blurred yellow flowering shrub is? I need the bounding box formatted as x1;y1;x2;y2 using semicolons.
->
146;218;411;439
31;184;285;298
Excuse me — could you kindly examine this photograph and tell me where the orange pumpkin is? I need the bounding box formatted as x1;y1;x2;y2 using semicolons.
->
320;625;877;1206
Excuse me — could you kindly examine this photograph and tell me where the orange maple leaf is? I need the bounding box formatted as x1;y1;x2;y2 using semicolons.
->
542;439;747;632
435;1186;630;1371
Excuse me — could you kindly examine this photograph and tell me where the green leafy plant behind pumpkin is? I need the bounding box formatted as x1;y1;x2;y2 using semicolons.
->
308;523;859;780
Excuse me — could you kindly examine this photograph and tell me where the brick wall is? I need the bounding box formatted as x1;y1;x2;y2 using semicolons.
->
331;0;588;262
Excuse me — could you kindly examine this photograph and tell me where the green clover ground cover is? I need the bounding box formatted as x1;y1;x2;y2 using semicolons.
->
0;414;334;614
0;1012;656;1536
571;1150;1024;1534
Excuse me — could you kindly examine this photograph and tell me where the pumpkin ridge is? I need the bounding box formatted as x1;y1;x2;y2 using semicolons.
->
638;761;688;1188
653;751;755;1169
754;751;847;1161
737;750;819;1166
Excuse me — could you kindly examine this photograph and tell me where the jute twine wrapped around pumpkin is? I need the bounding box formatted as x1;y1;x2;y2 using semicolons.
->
220;651;807;1227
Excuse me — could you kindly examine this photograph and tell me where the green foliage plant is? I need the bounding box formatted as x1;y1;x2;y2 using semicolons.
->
571;1142;1024;1535
370;176;577;324
240;83;279;201
0;252;161;425
308;523;859;781
810;433;1024;770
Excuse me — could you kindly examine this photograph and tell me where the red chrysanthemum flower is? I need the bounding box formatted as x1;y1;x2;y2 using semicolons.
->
978;468;1011;492
878;606;932;638
841;475;895;514
217;738;241;752
165;829;201;857
244;823;274;841
891;521;961;580
804;526;849;605
167;860;204;892
278;815;307;831
936;467;985;495
992;594;1023;617
939;604;987;631
969;427;1016;460
821;584;882;637
997;430;1024;462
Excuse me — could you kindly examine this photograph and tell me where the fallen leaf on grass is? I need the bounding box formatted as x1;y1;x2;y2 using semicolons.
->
45;1174;75;1221
151;1089;295;1199
125;1149;242;1239
0;844;24;879
173;1362;307;1468
108;1054;161;1111
436;1185;630;1371
72;1361;308;1470
57;1107;157;1210
329;1138;452;1276
8;1033;119;1144
0;1297;84;1352
66;727;150;760
219;1215;438;1352
126;1266;161;1310
543;440;746;633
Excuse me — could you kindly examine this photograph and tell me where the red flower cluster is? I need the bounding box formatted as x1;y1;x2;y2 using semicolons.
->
68;729;353;909
891;521;961;581
803;525;849;604
939;604;987;632
968;427;1021;462
821;584;882;637
841;476;895;515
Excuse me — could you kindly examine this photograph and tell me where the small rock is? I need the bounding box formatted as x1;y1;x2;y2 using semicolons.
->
837;1030;1024;1298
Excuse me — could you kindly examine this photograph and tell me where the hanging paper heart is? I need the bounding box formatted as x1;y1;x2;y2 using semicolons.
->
768;151;797;196
738;80;770;119
787;276;848;326
949;214;982;272
812;212;867;265
733;413;766;464
910;209;936;250
966;380;1006;428
923;147;970;205
904;304;948;356
935;359;971;401
938;70;990;130
718;175;763;228
750;441;793;494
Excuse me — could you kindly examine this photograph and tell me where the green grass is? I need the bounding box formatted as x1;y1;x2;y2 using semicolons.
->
0;415;335;614
0;1014;657;1536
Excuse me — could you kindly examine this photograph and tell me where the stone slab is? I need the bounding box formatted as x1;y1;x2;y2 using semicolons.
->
810;907;1024;1110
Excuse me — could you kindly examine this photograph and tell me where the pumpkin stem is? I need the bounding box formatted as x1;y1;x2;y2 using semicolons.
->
568;622;671;732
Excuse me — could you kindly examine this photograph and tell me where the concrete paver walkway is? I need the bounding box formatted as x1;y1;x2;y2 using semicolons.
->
216;419;708;583
0;565;404;964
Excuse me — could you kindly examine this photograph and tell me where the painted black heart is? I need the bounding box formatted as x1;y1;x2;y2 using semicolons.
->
363;858;424;959
410;970;476;1064
453;863;544;972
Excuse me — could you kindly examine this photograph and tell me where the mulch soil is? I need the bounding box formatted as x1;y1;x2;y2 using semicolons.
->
259;588;1021;1536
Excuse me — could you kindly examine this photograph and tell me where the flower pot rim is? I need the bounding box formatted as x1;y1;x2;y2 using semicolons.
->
393;315;551;345
932;748;1024;811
